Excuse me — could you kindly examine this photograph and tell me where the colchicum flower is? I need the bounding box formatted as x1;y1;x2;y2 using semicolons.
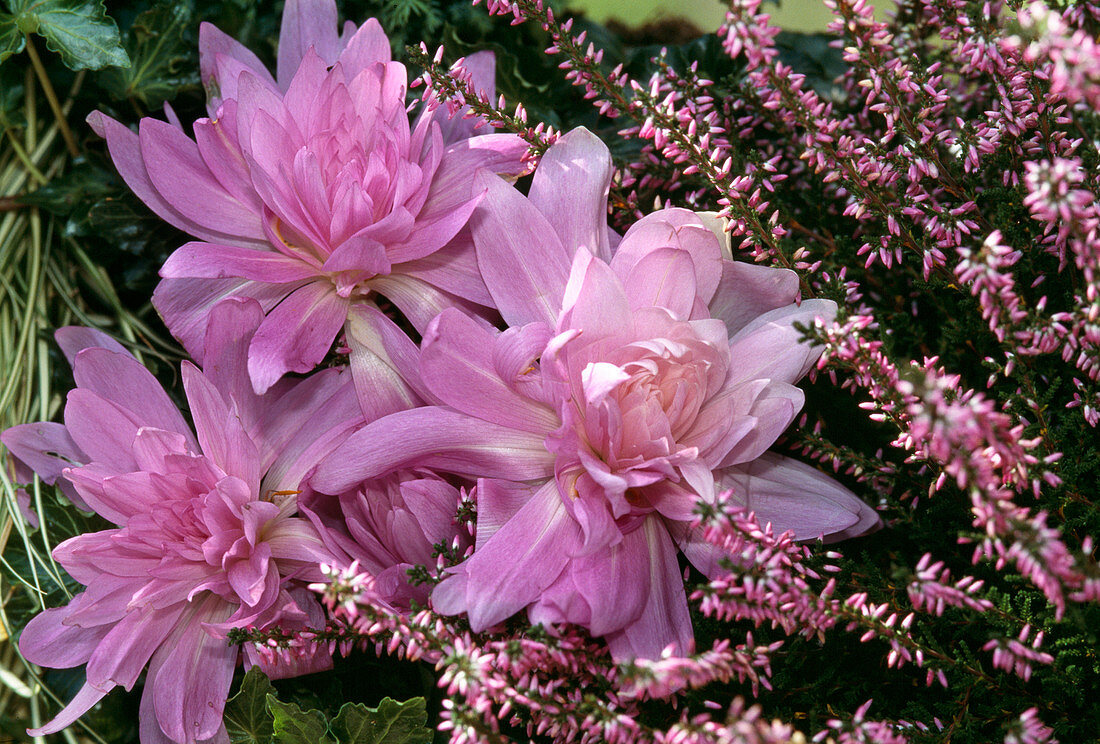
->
89;0;529;393
312;129;881;659
2;300;347;744
298;303;475;612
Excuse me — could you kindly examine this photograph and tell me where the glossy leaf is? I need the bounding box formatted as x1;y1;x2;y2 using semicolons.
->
330;698;431;744
0;13;24;61
7;0;129;70
267;695;334;744
224;668;275;744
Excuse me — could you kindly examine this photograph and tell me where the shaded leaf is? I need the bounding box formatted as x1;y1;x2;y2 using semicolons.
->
0;62;25;128
267;695;333;744
0;13;24;61
7;0;129;70
99;1;197;107
17;159;115;215
224;668;275;744
330;697;431;744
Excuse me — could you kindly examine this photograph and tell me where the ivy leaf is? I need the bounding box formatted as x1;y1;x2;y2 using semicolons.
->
6;0;129;70
0;13;25;61
224;668;275;744
267;695;334;744
330;697;431;744
99;1;197;107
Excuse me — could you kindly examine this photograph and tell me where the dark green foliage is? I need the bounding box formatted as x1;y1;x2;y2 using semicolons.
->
4;0;128;70
226;668;278;744
226;669;429;744
330;697;432;744
98;1;198;107
269;697;334;744
0;12;25;60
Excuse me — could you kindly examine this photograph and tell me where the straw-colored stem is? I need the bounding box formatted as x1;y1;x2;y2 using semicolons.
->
23;36;78;157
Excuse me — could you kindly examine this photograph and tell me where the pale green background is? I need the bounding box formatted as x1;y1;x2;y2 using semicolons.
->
564;0;839;33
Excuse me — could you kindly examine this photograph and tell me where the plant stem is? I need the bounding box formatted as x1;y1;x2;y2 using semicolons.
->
23;36;78;158
1;133;46;186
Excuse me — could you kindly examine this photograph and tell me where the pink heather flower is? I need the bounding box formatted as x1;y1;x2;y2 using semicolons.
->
1;300;349;744
87;0;529;394
312;128;880;659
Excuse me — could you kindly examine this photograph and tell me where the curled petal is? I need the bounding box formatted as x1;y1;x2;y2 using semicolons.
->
310;407;554;494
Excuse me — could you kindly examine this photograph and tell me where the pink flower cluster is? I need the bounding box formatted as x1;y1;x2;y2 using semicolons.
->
2;2;882;742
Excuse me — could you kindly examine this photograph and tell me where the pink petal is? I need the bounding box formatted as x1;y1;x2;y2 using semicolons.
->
432;479;581;630
680;378;768;467
400;478;463;546
193;103;262;210
198;22;274;110
718;381;803;467
370;273;490;333
334;17;391;72
611;209;724;305
87;111;262;248
309;407;554;494
260;380;363;496
604;516;694;660
161;242;318;283
470;170;572;327
423;133;530;219
139;118;265;242
345;304;432;416
386;193;480;266
571;522;651;636
54;326;129;365
246;281;348;394
27;680;108;736
717;453;881;542
264;519;340;574
726;299;837;385
529;127;613;261
421;309;559;434
1;422;85;487
281;48;330;130
710;260;802;334
559;248;631;336
19;606;109;668
66;468;192;528
147;595;236;744
86;604;184;690
181;363;261;487
72;348;198;450
620;246;698;318
63;390;143;473
474;478;536;547
199;298;265;437
399;233;494;308
153;276;297;363
277;0;341;87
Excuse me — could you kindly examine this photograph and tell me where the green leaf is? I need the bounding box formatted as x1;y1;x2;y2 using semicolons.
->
267;695;333;744
99;1;197;107
7;0;129;70
224;668;275;744
330;697;431;744
0;13;24;61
